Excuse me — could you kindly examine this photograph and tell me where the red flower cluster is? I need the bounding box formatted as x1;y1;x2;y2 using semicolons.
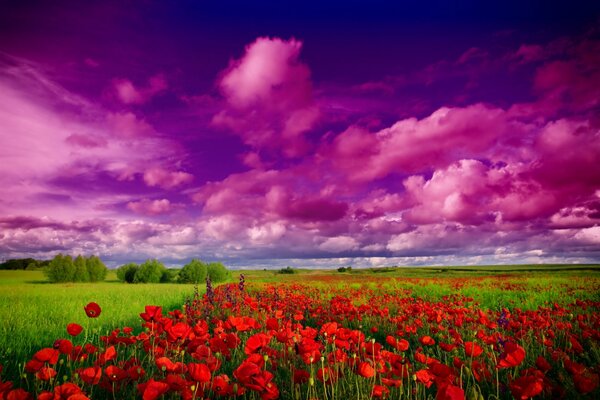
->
0;277;599;400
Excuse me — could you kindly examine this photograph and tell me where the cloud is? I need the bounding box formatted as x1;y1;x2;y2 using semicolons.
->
126;199;172;216
143;167;194;190
327;104;516;182
112;74;167;105
213;37;319;157
319;236;359;253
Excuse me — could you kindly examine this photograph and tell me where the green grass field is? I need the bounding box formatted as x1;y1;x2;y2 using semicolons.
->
1;265;599;386
0;270;199;377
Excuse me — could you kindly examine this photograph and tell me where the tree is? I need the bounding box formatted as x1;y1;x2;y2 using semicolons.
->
207;262;231;283
133;259;166;283
178;259;208;284
45;254;75;282
116;263;139;283
86;256;107;282
73;255;89;282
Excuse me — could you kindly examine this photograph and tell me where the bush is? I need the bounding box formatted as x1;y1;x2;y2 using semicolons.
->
207;262;231;282
133;259;166;283
45;254;75;282
161;269;177;283
178;259;208;284
278;266;297;274
116;263;139;283
73;255;89;282
86;255;107;282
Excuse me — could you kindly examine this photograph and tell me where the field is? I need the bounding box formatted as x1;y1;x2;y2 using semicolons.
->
0;266;599;399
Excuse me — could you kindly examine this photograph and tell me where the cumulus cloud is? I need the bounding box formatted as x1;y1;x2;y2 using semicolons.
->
126;199;172;216
213;37;319;157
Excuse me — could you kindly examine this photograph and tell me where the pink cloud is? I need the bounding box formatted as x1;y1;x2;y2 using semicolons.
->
328;104;515;181
112;74;167;105
107;112;155;138
213;37;319;157
143;167;193;190
65;133;107;148
126;199;172;215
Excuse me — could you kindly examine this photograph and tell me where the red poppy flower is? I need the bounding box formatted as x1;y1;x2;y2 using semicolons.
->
372;384;390;398
66;323;83;337
509;375;544;399
573;372;599;394
139;379;169;400
33;348;60;365
420;336;436;346
357;361;375;378
4;388;32;400
140;306;162;322
464;342;483;357
80;366;102;385
187;363;211;383
105;365;128;382
84;302;101;318
436;384;465;400
211;374;232;396
53;383;87;400
386;336;409;352
498;342;526;369
36;367;57;381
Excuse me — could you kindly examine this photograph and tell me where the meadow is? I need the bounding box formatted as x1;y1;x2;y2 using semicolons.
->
0;265;599;399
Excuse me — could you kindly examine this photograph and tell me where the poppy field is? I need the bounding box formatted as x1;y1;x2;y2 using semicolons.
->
1;268;600;399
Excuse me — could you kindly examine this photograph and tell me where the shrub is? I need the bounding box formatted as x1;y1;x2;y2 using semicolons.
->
278;266;297;274
207;262;231;283
86;256;108;282
45;254;75;282
73;255;89;282
161;269;177;283
178;259;208;284
116;263;139;283
133;259;166;283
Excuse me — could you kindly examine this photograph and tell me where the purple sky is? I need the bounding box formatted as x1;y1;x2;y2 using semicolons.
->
1;1;600;268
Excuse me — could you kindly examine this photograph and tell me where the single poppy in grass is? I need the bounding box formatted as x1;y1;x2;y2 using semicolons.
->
84;302;101;318
67;323;83;337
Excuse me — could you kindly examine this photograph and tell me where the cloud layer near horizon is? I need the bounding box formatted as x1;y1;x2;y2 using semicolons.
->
1;9;599;267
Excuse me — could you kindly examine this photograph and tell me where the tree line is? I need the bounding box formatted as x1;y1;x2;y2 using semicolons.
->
44;254;108;282
116;259;231;284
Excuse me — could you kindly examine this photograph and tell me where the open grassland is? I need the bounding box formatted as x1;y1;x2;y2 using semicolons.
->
0;270;198;376
0;265;599;399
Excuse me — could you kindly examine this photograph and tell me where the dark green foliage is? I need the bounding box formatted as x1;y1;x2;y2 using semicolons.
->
207;262;231;282
45;254;107;282
160;269;177;283
337;266;352;272
1;258;49;270
86;255;107;282
45;254;75;282
178;259;208;284
116;263;139;283
133;259;166;283
73;255;89;282
278;266;297;274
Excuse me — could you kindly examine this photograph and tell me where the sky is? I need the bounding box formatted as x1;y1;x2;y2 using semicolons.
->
1;1;599;268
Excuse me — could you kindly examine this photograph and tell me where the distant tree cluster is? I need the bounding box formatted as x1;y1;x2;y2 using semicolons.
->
44;254;108;283
337;266;352;272
0;258;50;270
278;266;297;274
116;259;231;284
